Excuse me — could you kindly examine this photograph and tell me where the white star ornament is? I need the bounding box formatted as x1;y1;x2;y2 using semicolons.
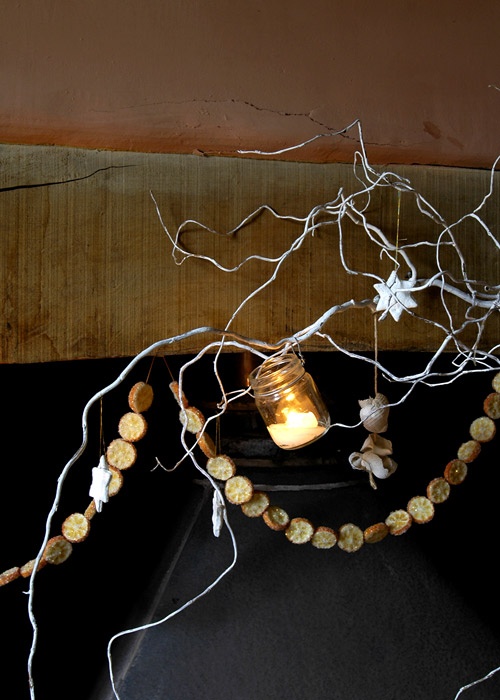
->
373;270;418;321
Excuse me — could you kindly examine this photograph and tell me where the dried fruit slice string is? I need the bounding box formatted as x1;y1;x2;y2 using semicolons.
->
173;370;500;554
0;379;155;587
2;370;499;588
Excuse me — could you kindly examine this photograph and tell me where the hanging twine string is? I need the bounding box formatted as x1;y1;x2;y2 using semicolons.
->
99;398;105;457
394;189;401;269
145;353;156;383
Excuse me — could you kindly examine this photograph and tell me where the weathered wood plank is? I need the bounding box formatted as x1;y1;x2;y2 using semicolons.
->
1;144;498;363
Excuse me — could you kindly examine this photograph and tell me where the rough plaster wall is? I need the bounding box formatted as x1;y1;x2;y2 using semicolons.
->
1;0;500;166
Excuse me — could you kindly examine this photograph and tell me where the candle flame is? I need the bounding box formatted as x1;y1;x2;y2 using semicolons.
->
283;409;318;428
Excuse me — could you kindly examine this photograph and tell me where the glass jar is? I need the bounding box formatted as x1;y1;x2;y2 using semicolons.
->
248;353;330;450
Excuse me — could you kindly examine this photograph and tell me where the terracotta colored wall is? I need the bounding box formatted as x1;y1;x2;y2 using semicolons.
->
1;0;500;167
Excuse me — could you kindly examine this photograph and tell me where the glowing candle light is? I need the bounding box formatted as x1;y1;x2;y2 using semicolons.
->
267;409;327;449
249;353;330;450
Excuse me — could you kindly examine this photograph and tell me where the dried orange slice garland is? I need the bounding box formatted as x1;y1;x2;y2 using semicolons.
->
0;381;153;586
1;371;500;587
174;372;500;553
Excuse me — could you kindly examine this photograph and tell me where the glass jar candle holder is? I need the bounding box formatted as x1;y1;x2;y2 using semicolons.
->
248;353;330;450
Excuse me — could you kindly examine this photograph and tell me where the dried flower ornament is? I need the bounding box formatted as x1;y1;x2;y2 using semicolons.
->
361;433;393;456
349;438;398;481
349;392;397;488
358;393;390;433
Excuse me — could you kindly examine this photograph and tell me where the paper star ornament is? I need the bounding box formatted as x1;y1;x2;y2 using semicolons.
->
373;270;417;321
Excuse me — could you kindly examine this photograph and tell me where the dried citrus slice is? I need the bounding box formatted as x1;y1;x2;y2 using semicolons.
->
337;523;364;552
20;558;47;578
427;477;450;503
106;438;137;470
241;491;270;518
457;440;481;463
128;381;154;413
444;459;468;485
285;517;314;544
61;512;90;543
224;475;254;504
44;536;73;565
469;416;496;442
311;526;337;549
0;567;21;586
385;509;412;535
179;406;205;434
206;455;236;481
84;500;97;520
118;412;148;442
108;465;124;496
363;522;389;544
169;380;189;408
492;371;500;393
407;496;434;524
263;505;290;531
483;392;500;420
197;430;217;458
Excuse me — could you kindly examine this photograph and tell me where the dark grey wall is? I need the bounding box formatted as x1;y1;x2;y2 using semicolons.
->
1;354;499;700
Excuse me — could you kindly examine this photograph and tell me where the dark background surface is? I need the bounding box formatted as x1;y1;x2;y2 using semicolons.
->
1;352;500;700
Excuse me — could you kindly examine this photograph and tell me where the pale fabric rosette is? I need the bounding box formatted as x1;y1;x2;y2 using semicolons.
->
361;433;393;457
349;432;397;487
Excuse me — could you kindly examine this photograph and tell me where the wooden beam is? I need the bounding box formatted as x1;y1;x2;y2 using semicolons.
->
1;144;498;363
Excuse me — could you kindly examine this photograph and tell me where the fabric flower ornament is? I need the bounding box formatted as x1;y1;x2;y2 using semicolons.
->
349;450;398;480
373;270;418;321
349;431;397;488
361;433;393;456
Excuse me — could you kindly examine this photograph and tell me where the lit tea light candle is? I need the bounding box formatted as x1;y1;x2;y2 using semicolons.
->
267;410;327;449
249;353;330;450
